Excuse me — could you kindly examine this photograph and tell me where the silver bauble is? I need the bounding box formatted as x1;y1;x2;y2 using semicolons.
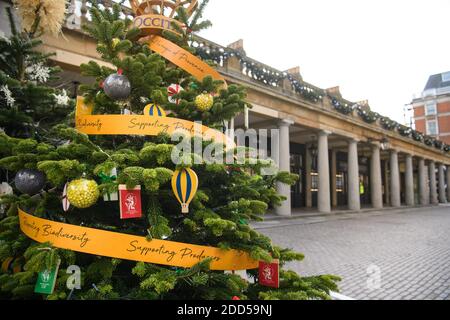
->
103;73;131;100
14;169;46;195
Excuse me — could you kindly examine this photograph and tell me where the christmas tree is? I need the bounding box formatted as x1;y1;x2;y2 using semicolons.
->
0;2;72;139
0;0;340;300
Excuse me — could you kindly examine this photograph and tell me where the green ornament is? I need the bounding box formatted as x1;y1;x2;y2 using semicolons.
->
175;268;184;275
239;219;248;225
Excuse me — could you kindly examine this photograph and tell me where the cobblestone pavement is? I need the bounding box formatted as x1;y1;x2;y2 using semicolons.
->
253;205;450;300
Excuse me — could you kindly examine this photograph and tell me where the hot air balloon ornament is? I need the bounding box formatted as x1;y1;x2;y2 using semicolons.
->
171;168;198;214
144;103;166;117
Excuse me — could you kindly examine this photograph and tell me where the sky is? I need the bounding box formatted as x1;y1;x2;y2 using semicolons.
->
198;0;450;124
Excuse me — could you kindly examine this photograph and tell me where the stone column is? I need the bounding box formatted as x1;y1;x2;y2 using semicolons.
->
305;144;312;208
275;119;293;216
244;106;249;129
370;144;383;209
384;160;390;205
424;166;430;204
228;117;235;140
347;139;360;211
447;166;450;202
429;161;438;205
390;150;401;207
438;164;447;203
318;131;331;213
405;154;415;206
331;150;338;208
418;158;427;205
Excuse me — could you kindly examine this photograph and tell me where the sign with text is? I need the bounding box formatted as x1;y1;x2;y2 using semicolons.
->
75;98;235;150
133;14;181;36
258;259;279;288
119;185;142;219
147;35;227;87
18;209;258;271
34;260;61;295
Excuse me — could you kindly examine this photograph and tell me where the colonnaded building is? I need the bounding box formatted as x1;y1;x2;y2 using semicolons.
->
1;0;450;217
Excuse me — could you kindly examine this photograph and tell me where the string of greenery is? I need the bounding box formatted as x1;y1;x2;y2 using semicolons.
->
194;40;450;154
329;96;353;115
195;41;323;102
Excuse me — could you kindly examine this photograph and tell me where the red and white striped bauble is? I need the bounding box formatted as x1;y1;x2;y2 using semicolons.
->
62;182;70;212
167;84;184;105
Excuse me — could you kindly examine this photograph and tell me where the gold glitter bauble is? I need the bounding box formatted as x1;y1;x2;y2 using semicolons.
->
194;92;214;112
112;38;120;48
66;179;99;209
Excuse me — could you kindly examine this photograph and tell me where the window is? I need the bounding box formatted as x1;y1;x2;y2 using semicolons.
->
311;172;319;192
336;174;344;193
425;102;437;115
442;72;450;82
423;89;436;97
426;120;438;135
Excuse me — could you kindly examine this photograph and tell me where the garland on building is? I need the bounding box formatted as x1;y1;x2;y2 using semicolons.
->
329;96;353;115
194;40;449;154
287;74;323;103
241;61;285;87
379;116;399;131
397;125;413;137
195;42;324;103
434;140;443;150
356;106;379;124
424;135;436;146
412;130;424;142
195;43;237;67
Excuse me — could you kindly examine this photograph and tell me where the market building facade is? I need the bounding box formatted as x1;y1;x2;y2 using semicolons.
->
412;72;450;145
1;0;449;216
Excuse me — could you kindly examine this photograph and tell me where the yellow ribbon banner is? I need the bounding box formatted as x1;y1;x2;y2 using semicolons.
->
75;98;235;149
147;35;227;87
18;209;258;271
76;114;234;148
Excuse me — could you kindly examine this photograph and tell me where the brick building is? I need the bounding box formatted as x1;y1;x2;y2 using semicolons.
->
412;72;450;144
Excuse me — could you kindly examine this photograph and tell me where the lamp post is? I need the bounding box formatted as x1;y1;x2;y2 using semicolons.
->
380;138;389;151
309;145;318;170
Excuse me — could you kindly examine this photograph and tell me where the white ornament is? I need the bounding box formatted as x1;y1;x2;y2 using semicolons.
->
140;97;149;104
26;62;51;83
53;89;70;106
0;85;15;107
0;182;13;215
0;31;11;44
0;182;13;196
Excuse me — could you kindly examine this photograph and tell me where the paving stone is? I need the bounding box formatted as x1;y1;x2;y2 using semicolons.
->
256;205;450;300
